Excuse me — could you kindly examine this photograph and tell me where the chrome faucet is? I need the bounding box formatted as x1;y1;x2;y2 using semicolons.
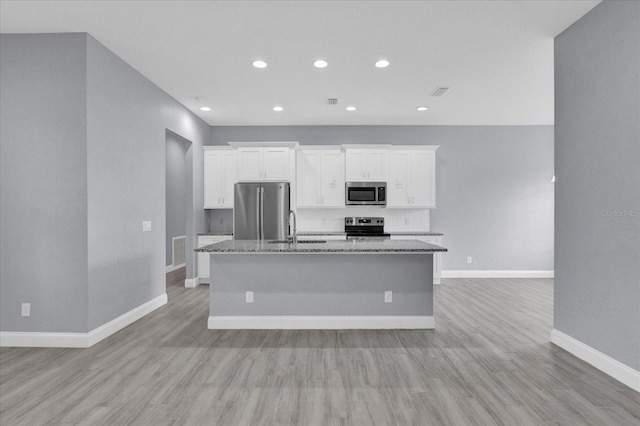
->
288;210;297;243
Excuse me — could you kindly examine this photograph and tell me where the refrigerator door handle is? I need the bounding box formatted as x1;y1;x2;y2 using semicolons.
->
260;187;265;239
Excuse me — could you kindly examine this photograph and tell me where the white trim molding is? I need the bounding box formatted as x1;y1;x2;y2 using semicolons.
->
442;270;554;279
0;294;167;348
227;141;299;149
184;277;200;288
166;263;185;273
551;329;640;392
208;316;434;330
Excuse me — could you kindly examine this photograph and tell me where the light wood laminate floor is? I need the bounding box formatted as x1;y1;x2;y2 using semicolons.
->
1;271;638;425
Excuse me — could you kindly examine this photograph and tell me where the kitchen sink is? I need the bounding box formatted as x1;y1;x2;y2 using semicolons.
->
267;239;327;244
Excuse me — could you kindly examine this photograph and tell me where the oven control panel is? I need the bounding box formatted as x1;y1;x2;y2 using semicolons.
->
345;217;384;227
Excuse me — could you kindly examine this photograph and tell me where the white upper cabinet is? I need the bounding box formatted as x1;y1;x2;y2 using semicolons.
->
387;147;437;208
344;147;389;181
296;148;345;207
204;147;236;209
236;147;290;181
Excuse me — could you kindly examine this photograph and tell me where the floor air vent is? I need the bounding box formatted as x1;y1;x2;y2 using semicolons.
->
172;236;186;267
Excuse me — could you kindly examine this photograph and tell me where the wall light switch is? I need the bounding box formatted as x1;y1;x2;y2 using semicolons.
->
21;303;31;317
384;291;392;303
246;291;254;303
142;221;152;232
467;256;473;264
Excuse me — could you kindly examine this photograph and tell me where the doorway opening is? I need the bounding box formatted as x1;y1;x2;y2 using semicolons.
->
165;131;191;287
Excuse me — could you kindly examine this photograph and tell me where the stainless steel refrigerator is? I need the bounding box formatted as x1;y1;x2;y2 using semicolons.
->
233;182;290;240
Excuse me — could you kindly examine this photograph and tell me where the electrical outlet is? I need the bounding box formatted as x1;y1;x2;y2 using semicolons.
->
21;303;31;317
384;291;392;303
467;256;473;264
142;221;152;232
245;291;254;303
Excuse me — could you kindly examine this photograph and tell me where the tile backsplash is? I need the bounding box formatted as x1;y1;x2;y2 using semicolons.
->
207;207;431;234
297;207;430;233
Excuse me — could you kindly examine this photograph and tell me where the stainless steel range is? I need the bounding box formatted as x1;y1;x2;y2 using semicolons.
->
345;217;390;240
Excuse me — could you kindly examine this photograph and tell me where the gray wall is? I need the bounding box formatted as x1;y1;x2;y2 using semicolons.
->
166;131;189;266
0;34;89;332
1;33;209;334
86;35;209;330
555;1;640;370
210;125;554;271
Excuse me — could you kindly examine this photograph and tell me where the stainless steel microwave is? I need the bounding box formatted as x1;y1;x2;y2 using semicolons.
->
345;182;387;206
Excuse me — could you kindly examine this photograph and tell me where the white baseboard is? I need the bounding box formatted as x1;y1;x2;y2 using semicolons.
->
208;315;435;330
166;263;185;273
0;293;167;348
184;277;200;288
441;270;554;279
550;329;640;392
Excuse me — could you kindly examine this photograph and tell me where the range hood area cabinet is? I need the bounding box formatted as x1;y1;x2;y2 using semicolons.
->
203;147;235;209
387;147;438;208
344;145;390;181
296;148;345;208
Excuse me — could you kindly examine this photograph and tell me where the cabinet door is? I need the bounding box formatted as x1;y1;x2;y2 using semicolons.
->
221;151;236;207
365;151;387;181
388;152;409;206
204;150;236;208
204;150;222;208
319;151;345;207
236;148;263;181
345;150;367;180
197;236;216;280
409;151;435;207
263;147;290;181
296;150;321;207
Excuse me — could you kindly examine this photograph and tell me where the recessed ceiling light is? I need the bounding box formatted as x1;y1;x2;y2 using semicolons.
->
416;106;428;111
199;106;211;112
313;59;328;68
273;106;283;112
252;60;267;68
346;106;357;111
374;59;390;68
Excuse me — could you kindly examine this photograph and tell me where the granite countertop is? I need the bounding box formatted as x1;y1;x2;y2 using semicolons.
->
198;231;442;237
195;239;447;254
390;231;444;236
297;231;347;236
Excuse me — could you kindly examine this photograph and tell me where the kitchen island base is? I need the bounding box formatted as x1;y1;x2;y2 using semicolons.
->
208;252;434;329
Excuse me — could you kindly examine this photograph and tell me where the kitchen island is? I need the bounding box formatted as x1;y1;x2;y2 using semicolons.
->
196;239;446;329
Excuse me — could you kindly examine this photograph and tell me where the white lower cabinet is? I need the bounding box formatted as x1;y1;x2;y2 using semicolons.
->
197;235;232;283
391;234;443;284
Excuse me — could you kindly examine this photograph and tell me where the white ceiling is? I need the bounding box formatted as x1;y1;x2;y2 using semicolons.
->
1;0;600;126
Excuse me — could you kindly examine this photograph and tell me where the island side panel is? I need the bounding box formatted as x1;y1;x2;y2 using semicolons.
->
209;253;433;327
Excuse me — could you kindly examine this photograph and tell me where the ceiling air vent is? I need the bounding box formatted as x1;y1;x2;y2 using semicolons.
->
430;87;450;97
326;98;339;105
